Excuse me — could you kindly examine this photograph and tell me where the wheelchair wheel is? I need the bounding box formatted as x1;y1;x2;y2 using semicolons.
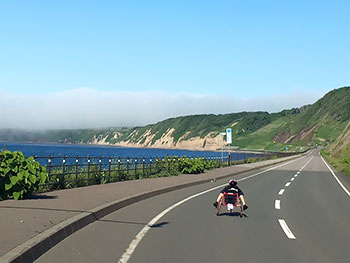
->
216;198;223;216
239;204;243;218
235;200;242;217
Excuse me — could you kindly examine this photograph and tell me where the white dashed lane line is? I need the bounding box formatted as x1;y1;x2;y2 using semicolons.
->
275;200;281;209
275;156;313;240
278;219;296;239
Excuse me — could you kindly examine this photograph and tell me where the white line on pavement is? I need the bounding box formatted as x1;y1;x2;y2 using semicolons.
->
291;178;295;181
285;182;291;187
278;189;285;195
294;174;298;177
321;156;350;197
275;200;281;209
117;157;303;263
278;219;296;239
300;156;313;170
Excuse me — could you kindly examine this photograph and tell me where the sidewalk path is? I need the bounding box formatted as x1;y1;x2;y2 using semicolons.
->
0;155;301;263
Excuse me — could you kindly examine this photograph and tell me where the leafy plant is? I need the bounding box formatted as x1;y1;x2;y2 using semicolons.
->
0;149;47;200
178;157;206;174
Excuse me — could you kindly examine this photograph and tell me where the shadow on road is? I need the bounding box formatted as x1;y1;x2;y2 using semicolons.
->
217;212;248;217
97;218;147;226
151;221;169;228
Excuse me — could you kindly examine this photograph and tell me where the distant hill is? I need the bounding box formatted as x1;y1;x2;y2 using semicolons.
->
1;86;350;153
233;86;350;151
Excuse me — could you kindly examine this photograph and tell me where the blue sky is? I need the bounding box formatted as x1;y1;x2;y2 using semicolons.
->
0;1;349;129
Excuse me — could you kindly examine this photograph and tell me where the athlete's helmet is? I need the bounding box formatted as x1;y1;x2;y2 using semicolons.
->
229;179;237;186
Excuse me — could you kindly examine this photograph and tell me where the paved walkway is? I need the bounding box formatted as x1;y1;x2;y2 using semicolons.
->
0;155;301;263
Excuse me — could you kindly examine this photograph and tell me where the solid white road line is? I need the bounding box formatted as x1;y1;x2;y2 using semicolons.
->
285;182;291;187
278;219;296;239
278;189;285;195
321;156;350;197
117;157;304;263
275;200;281;209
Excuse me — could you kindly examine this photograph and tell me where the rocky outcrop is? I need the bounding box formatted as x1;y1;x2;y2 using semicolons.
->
273;125;317;144
111;129;224;151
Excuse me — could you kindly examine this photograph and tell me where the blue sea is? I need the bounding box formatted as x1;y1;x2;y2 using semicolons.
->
0;142;253;166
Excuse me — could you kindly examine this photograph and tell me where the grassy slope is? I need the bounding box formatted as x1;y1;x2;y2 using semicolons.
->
321;122;350;176
268;87;350;146
323;147;350;176
232;116;306;151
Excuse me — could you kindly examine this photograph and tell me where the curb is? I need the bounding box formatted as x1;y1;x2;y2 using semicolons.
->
1;155;303;263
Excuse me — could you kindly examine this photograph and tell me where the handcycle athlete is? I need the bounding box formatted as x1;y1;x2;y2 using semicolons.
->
213;179;248;215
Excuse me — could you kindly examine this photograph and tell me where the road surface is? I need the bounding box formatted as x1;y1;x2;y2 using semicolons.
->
36;150;350;263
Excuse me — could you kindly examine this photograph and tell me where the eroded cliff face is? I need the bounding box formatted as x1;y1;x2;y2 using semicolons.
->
273;125;317;144
119;129;224;150
88;128;224;150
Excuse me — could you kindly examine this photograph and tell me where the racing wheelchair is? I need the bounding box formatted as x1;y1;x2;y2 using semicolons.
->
216;192;243;217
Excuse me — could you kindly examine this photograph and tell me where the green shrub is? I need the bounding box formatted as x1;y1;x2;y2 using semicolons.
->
0;149;47;200
204;160;217;170
179;157;206;174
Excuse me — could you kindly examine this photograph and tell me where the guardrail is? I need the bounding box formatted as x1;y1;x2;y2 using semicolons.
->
33;151;294;191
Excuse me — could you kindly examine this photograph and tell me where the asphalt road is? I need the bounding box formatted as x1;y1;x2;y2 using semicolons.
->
36;150;350;263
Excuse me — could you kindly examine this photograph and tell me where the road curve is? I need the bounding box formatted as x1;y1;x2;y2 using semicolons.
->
36;150;350;263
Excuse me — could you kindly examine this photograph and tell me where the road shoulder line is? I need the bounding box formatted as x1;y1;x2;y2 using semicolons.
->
321;156;350;197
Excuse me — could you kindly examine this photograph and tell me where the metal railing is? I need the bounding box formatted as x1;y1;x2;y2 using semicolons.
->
34;151;294;191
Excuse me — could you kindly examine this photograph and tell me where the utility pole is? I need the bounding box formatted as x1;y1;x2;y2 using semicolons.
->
219;132;226;163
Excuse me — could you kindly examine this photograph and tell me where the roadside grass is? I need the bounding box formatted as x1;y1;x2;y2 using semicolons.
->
321;148;350;176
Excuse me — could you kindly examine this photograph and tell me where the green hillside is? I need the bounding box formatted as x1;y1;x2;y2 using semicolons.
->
111;86;350;151
267;87;349;147
108;110;300;146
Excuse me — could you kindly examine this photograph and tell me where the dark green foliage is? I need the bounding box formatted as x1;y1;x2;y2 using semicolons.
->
178;157;209;174
0;149;47;200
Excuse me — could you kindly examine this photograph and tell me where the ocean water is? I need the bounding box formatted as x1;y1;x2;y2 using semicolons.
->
0;142;253;166
0;142;227;158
